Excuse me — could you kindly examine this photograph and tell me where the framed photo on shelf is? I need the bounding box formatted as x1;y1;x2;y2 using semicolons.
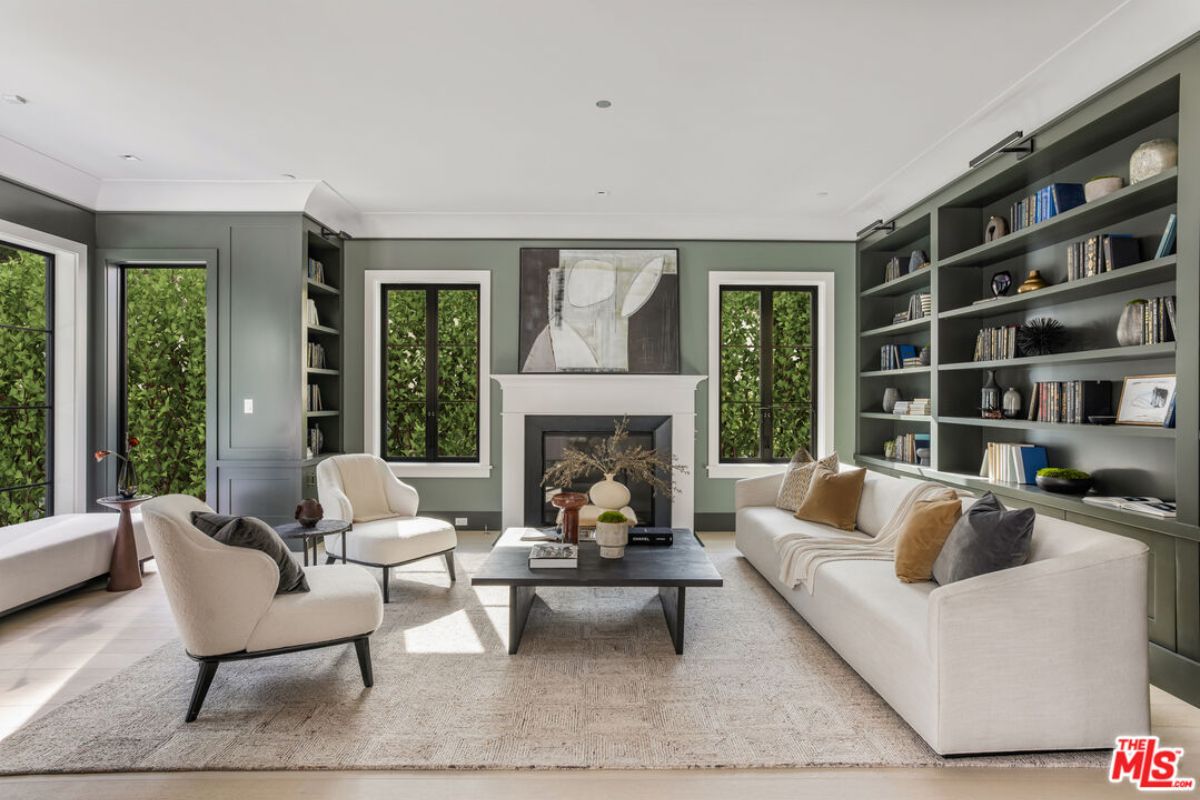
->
1115;374;1176;426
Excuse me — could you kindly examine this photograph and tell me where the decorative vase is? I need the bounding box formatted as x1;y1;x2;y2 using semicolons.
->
1016;270;1047;294
882;387;901;414
550;492;588;545
1117;301;1146;347
116;458;138;499
990;271;1013;297
1084;176;1123;201
1002;386;1022;419
294;498;324;528
1130;138;1178;184
919;346;931;367
1036;475;1095;495
984;215;1008;242
981;370;1001;417
595;521;630;559
589;473;631;510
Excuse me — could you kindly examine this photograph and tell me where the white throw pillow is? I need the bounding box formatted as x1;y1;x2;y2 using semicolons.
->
775;450;839;512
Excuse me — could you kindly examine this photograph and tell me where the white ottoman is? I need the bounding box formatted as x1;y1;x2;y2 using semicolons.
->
325;516;457;603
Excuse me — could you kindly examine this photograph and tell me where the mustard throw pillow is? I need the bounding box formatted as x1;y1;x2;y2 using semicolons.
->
794;466;866;531
894;497;963;583
775;450;839;512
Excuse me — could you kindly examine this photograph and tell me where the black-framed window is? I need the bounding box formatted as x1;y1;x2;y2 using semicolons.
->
381;284;480;462
0;241;54;525
718;286;817;463
119;265;208;498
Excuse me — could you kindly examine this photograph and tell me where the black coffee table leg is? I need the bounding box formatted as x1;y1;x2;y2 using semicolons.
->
509;585;536;655
659;586;686;654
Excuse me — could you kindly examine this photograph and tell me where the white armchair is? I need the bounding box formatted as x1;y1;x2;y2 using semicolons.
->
317;454;458;603
141;495;383;722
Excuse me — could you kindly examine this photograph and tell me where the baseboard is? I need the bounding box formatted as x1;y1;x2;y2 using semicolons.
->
1150;643;1200;707
694;512;734;532
422;511;503;532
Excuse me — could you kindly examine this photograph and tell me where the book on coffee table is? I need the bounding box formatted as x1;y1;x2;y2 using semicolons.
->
528;543;578;568
518;527;560;542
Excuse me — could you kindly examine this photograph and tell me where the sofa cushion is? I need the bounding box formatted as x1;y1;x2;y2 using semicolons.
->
894;497;962;583
855;470;927;537
775;451;839;512
191;512;309;594
794;466;866;531
932;492;1035;585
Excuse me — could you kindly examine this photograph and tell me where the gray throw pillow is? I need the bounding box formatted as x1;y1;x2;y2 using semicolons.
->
190;512;310;594
931;492;1035;585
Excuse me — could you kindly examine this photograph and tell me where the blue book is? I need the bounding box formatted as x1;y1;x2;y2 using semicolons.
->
897;344;918;361
1049;183;1086;216
1017;445;1048;485
1163;392;1176;429
1155;213;1177;259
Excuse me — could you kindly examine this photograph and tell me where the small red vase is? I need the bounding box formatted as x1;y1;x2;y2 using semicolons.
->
550;492;588;545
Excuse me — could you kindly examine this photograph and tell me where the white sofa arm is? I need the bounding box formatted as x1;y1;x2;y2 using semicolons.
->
926;544;1149;753
734;472;785;510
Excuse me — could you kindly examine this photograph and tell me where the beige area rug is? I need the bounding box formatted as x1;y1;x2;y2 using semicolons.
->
0;543;1108;773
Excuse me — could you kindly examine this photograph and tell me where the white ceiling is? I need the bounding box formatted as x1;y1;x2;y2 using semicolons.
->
1;0;1198;239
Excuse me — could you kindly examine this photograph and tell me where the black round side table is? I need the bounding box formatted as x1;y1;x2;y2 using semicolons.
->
272;519;352;566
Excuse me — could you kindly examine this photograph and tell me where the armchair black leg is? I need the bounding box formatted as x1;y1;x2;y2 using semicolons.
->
354;637;374;687
382;566;390;604
186;660;219;723
444;551;456;583
325;555;335;565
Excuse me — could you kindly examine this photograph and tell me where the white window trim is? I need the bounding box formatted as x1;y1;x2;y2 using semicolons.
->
363;270;491;479
0;217;88;513
706;270;835;480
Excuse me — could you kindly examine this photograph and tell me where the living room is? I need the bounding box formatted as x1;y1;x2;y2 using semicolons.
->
2;2;1200;798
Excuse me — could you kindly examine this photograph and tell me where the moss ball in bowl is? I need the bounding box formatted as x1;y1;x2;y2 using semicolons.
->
1035;468;1094;495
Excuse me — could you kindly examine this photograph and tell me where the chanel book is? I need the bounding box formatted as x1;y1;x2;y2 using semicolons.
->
528;543;578;568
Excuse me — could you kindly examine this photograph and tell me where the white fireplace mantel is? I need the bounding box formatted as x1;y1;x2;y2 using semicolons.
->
493;374;706;530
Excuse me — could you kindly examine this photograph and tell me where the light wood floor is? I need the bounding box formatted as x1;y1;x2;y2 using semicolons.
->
2;531;1198;799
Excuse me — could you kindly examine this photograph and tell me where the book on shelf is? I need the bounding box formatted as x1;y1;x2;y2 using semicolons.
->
884;432;929;464
1081;496;1177;518
307;257;326;284
1025;380;1113;423
906;292;931;320
1065;234;1139;280
1010;182;1085;232
306;298;320;326
973;325;1019;361
980;443;1047;485
1126;295;1176;345
880;344;922;371
1155;213;1177;259
307;341;327;369
307;383;323;412
528;543;578;568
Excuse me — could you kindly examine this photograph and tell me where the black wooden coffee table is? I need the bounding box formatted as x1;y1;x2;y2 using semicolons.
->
471;527;722;654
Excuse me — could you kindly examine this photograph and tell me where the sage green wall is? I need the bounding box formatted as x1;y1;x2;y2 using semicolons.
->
0;176;94;248
342;239;855;517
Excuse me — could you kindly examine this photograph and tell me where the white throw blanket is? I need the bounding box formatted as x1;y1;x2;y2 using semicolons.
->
776;480;956;593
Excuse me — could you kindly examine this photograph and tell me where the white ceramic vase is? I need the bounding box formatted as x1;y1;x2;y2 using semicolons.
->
1129;138;1177;184
1084;176;1123;201
595;521;629;559
589;473;631;509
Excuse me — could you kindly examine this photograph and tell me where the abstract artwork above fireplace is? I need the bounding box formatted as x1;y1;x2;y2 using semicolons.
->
519;248;679;374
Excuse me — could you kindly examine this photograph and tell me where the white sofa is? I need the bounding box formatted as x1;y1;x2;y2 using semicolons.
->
0;513;152;616
735;466;1150;756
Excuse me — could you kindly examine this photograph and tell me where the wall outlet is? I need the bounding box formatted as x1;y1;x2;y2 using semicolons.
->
454;517;468;526
243;398;254;414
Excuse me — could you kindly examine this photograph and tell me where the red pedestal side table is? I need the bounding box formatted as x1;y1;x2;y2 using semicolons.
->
97;495;152;592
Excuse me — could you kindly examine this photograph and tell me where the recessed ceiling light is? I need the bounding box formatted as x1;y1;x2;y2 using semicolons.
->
281;173;296;179
816;191;830;197
595;99;612;109
119;154;140;161
596;190;609;196
1;94;27;105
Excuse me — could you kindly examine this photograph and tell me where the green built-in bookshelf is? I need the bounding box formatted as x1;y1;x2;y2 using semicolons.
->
854;38;1200;704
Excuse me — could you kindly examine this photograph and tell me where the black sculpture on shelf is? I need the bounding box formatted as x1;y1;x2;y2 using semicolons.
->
1016;317;1067;356
990;270;1013;297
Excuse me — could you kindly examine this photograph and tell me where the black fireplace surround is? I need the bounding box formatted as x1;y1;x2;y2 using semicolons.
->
524;415;672;527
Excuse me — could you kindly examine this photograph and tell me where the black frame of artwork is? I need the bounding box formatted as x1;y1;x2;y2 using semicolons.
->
518;248;680;374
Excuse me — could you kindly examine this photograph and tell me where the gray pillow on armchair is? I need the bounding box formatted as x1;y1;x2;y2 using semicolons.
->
190;512;310;594
931;492;1035;585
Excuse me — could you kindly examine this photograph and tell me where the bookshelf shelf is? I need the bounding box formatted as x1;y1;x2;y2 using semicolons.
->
940;342;1174;371
305;367;340;376
861;412;932;423
938;257;1177;320
306;323;340;336
860;317;931;338
939;169;1177;269
303;225;343;463
936;416;1177;438
306;278;340;296
304;410;340;418
859;366;931;378
860;268;932;297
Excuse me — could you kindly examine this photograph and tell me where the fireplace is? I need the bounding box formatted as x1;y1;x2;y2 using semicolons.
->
524;415;672;527
493;374;704;530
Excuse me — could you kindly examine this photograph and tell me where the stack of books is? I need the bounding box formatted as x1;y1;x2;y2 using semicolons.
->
306;299;320;326
307;341;327;369
1125;295;1177;345
1009;183;1086;232
885;432;930;464
307;384;324;412
1027;380;1112;423
880;344;920;371
1065;234;1140;280
973;325;1019;361
981;443;1048;485
528;543;578;568
307;257;326;284
907;397;931;416
907;293;932;320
